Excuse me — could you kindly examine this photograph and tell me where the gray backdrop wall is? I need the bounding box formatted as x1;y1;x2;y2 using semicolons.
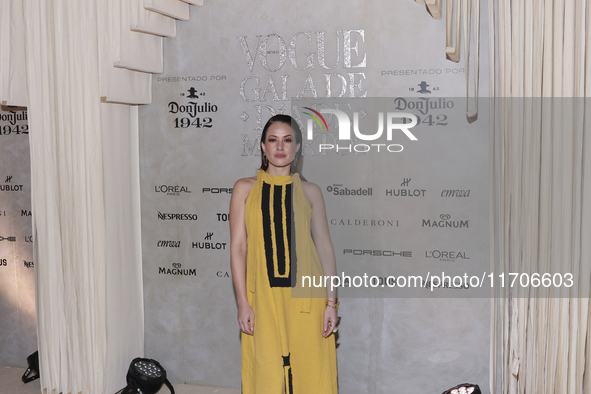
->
138;1;491;393
0;105;36;367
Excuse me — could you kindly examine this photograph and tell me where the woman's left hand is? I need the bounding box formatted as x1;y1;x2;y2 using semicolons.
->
323;305;339;338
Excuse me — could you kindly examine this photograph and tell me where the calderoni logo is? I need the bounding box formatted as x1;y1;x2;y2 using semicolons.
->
327;184;372;196
158;262;197;276
343;249;412;257
303;107;418;154
158;212;198;221
422;214;469;229
330;218;398;227
425;250;470;262
154;184;192;196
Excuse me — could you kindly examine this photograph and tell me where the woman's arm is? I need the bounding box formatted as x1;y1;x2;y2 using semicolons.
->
229;177;256;335
303;182;338;337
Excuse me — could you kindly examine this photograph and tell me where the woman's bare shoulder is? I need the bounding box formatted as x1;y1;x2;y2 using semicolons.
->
233;176;257;198
301;180;324;207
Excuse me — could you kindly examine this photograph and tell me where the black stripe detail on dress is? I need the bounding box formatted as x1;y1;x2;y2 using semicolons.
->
261;181;292;288
273;184;286;275
285;183;297;288
283;354;294;394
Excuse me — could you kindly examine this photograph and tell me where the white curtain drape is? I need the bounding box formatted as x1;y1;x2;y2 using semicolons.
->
488;0;591;393
416;0;480;120
0;0;201;393
416;0;591;392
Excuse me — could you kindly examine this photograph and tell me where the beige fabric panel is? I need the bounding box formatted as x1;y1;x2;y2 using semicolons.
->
489;0;591;392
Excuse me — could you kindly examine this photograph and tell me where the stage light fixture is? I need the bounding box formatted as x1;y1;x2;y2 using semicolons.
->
21;351;40;384
115;358;175;394
442;383;481;394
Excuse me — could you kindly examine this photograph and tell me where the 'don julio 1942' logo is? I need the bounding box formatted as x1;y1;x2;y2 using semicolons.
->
0;109;29;136
168;88;218;130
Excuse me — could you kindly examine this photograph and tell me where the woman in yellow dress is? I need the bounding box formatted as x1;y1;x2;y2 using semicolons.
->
230;115;338;393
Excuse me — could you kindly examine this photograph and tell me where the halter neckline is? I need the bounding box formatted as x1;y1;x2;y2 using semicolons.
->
257;169;299;185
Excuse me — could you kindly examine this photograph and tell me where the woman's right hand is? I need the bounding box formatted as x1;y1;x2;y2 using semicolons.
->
238;303;255;335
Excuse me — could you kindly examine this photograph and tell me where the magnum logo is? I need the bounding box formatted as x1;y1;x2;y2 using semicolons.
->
422;214;469;228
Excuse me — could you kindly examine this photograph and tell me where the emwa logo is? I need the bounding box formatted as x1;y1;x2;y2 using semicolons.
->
302;107;418;153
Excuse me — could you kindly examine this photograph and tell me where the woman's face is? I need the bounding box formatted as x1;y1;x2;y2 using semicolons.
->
261;121;300;170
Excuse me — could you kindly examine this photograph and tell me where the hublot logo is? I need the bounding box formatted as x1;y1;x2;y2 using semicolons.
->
192;232;227;250
385;178;426;197
1;176;23;192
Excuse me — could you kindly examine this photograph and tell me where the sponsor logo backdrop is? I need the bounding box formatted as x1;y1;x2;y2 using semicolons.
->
139;1;490;392
0;105;37;367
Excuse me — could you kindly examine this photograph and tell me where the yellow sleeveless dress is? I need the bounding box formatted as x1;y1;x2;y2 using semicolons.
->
241;170;338;394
